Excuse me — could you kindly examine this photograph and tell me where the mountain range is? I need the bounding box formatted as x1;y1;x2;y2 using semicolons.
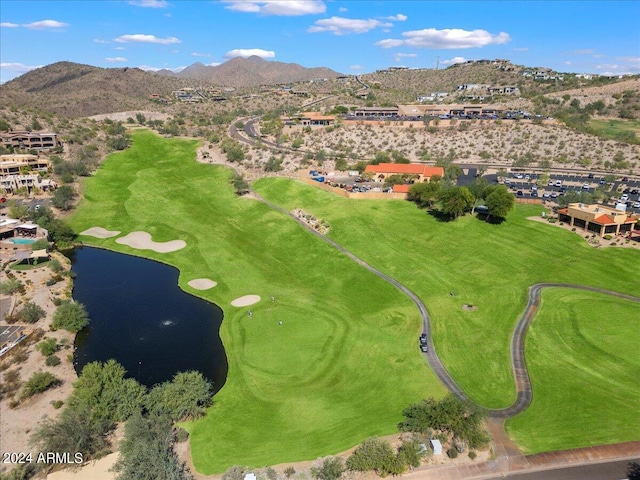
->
155;55;342;86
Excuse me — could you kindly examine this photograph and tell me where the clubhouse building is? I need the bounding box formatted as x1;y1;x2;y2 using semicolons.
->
364;163;444;183
557;203;638;237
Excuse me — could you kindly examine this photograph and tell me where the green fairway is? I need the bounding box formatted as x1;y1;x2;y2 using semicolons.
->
68;130;445;473
589;118;640;141
505;288;640;453
253;178;640;415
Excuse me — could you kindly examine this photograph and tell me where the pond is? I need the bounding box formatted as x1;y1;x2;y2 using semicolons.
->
70;246;227;393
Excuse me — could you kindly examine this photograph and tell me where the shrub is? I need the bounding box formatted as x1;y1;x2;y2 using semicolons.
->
18;301;46;323
446;447;458;459
52;399;64;409
37;338;58;356
20;371;60;400
468;451;477;460
311;456;345;480
347;437;395;473
46;355;61;367
31;238;49;250
51;301;89;332
284;466;296;478
175;427;189;443
46;277;57;286
49;258;63;273
603;234;613;240
222;466;245;480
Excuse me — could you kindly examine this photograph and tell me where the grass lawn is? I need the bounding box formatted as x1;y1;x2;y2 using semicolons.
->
505;288;640;453
253;178;640;415
589;118;640;140
68;130;445;473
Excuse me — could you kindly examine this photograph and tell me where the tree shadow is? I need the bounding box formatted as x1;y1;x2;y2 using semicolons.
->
475;213;506;224
427;209;456;223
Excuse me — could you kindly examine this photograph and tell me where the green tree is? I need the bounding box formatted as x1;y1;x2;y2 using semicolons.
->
145;371;212;422
264;156;283;172
52;185;76;211
51;301;89;333
484;185;515;219
135;113;147;125
371;151;390;165
311;456;345;480
291;137;303;149
69;359;146;423
113;412;194;480
18;301;45;323
408;181;442;208
347;437;398;476
231;174;249;195
438;186;474;219
0;278;22;295
30;402;111;460
468;177;489;200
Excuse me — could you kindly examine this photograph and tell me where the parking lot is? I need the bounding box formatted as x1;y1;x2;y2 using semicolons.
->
503;172;640;214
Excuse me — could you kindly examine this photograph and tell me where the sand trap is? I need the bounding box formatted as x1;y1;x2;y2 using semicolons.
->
80;226;121;238
231;295;261;307
188;278;218;290
115;231;186;253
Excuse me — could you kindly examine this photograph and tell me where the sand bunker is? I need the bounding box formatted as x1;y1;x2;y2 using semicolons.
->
47;452;118;480
115;231;186;253
188;278;218;290
231;295;261;307
80;226;121;238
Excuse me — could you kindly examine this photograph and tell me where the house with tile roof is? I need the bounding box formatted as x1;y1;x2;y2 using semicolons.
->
364;163;444;184
557;203;638;237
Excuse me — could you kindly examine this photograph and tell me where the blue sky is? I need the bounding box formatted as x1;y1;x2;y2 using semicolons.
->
1;0;639;84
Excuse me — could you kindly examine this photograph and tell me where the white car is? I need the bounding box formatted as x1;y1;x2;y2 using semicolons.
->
555;180;563;187
620;194;629;201
633;202;640;208
582;183;590;189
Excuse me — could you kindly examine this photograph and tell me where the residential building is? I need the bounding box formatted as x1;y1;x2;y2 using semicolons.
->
281;112;335;126
0;154;51;174
0;130;61;151
0;174;57;194
364;163;444;183
557;203;638;237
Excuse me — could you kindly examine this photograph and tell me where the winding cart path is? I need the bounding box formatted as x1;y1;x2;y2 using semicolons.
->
254;194;640;420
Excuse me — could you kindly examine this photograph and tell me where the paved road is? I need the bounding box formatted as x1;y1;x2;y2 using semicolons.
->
483;458;639;480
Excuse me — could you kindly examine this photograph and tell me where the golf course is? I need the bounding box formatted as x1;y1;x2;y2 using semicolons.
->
69;130;640;472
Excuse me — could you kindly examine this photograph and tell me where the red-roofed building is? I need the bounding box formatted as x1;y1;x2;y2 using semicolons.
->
364;163;444;184
392;184;411;194
557;203;638;237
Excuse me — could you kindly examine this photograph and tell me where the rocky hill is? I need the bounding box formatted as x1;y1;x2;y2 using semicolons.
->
0;62;192;118
157;56;342;86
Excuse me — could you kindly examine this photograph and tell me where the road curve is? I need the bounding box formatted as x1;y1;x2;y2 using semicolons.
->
252;192;640;418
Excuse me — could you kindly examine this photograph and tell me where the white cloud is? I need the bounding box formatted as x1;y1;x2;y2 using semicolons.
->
138;65;186;72
106;57;128;63
616;56;640;69
223;1;325;16
564;61;572;65
512;47;528;52
309;16;392;35
394;52;417;62
1;22;19;28
224;48;275;59
338;7;347;12
191;52;211;57
94;38;110;44
375;28;511;49
349;64;364;70
207;62;222;67
114;34;181;44
114;46;126;50
441;56;467;65
23;19;69;29
570;49;595;55
0;62;44;73
385;14;407;21
129;0;170;7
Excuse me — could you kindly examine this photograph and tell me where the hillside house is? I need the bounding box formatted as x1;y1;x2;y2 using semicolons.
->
365;164;444;183
557;203;638;237
0;131;61;151
0;154;50;174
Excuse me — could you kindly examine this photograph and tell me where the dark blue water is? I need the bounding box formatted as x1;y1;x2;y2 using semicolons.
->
70;246;227;393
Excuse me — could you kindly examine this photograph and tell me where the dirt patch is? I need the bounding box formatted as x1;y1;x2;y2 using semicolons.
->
462;304;478;311
79;227;121;239
187;278;218;290
115;231;186;253
46;452;118;480
230;295;261;307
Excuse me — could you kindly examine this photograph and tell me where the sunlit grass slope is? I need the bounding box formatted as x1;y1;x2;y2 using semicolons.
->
506;288;640;453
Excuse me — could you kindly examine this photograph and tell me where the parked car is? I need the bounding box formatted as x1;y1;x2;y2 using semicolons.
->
548;180;555;186
633;202;640;208
621;177;629;182
582;183;590;189
551;192;558;198
620;194;629;201
555;180;563;187
516;190;524;196
542;192;550;198
587;173;594;179
599;179;606;185
420;334;427;344
631;189;639;195
420;343;428;353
